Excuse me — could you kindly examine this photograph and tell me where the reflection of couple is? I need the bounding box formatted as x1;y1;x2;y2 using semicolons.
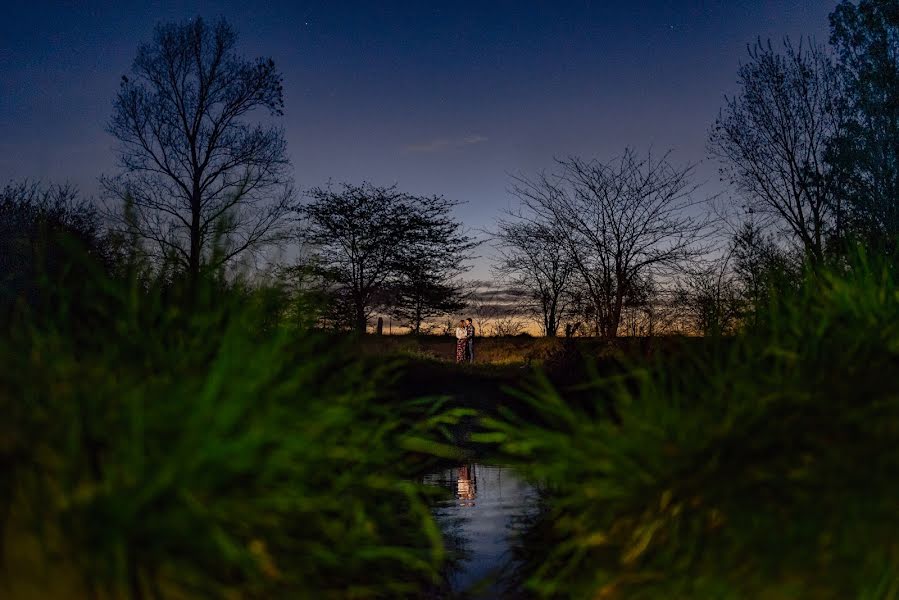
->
455;318;475;364
456;464;476;506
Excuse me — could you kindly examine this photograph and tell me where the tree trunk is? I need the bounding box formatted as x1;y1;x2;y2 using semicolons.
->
546;308;558;337
413;302;422;335
354;304;367;333
189;189;201;287
604;296;623;339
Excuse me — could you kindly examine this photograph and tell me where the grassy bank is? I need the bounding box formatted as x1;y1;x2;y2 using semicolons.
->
0;275;468;599
478;257;899;598
6;243;899;598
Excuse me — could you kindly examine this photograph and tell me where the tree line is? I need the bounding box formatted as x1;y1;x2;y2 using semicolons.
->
496;0;899;337
3;1;899;337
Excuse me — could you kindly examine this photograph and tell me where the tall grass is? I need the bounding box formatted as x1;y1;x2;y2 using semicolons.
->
479;253;899;598
0;265;460;598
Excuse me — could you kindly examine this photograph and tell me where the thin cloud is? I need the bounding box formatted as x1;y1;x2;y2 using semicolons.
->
406;134;488;153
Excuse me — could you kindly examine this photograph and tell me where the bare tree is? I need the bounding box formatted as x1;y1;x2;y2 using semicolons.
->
620;273;658;337
489;316;526;337
674;249;744;336
491;218;575;336
710;38;846;266
103;17;294;285
512;149;710;339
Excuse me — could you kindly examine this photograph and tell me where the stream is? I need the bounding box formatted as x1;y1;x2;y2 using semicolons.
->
423;464;539;597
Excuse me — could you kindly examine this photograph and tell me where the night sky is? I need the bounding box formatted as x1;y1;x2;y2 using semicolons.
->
1;1;832;276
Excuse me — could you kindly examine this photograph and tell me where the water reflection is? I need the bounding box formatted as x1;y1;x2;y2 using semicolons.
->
424;464;537;597
456;464;477;506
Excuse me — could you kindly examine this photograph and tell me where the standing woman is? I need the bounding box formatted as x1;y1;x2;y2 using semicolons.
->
455;320;468;363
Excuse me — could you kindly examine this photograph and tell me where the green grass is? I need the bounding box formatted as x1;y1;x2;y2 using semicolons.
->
7;244;899;598
0;272;468;599
478;254;899;599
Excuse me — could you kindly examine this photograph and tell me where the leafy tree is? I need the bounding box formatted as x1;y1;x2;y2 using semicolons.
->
829;0;899;251
389;194;475;334
389;271;466;334
300;182;474;333
710;39;846;266
103;17;294;286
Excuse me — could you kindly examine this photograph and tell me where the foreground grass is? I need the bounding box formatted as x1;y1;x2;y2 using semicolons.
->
8;249;899;598
479;258;899;598
0;275;467;599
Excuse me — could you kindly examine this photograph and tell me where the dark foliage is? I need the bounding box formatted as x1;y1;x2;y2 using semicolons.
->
0;181;118;327
481;251;899;598
300;182;475;333
829;0;899;254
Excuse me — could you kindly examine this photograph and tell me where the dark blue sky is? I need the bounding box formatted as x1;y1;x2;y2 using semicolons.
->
1;1;832;274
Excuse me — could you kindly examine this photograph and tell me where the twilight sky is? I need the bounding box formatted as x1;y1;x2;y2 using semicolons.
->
1;1;832;275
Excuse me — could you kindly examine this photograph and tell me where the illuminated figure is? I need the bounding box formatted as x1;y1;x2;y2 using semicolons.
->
456;464;477;506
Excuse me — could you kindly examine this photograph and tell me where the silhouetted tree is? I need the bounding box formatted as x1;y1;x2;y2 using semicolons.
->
300;182;473;333
489;316;527;337
675;250;743;336
731;220;800;324
829;1;899;251
710;39;846;266
492;218;575;337
512;149;710;338
0;182;114;324
620;274;658;337
389;274;466;334
389;196;475;334
103;17;294;286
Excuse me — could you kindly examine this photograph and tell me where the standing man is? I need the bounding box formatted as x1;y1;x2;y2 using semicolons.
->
465;318;475;363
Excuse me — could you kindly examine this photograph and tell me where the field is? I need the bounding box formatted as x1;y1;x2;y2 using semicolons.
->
353;333;696;366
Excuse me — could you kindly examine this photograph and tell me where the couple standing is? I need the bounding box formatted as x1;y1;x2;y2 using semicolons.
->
455;318;475;364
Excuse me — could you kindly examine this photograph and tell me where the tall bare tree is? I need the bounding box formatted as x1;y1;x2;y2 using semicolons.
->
103;17;294;285
710;39;846;266
492;218;575;337
512;149;710;338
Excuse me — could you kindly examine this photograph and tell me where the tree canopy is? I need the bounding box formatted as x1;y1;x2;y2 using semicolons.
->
299;182;475;332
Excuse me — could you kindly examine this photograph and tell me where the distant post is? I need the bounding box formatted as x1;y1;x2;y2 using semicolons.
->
376;317;384;336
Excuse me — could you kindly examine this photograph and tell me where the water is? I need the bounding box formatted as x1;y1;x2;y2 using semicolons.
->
423;464;539;597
